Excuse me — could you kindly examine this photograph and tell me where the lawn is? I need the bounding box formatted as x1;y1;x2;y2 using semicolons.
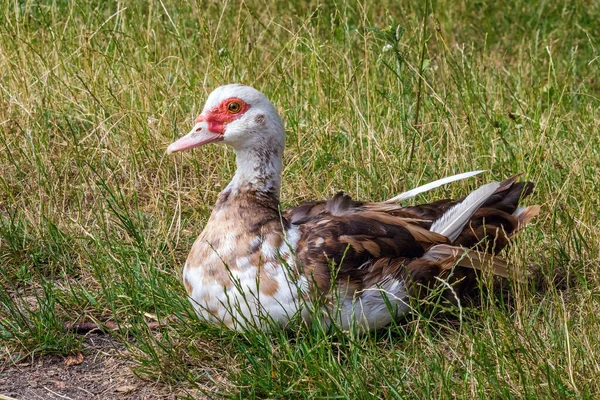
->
1;0;599;398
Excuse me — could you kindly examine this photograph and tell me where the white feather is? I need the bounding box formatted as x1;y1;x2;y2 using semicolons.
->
430;181;501;242
513;207;526;216
384;170;486;204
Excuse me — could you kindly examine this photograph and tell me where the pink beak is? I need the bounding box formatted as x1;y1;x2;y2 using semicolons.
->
166;120;224;154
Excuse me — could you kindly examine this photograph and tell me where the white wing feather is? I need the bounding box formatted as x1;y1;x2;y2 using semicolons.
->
430;181;501;242
384;170;486;204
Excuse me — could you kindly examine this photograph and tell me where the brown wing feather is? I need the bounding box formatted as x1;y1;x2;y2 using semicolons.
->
290;192;449;293
287;177;538;301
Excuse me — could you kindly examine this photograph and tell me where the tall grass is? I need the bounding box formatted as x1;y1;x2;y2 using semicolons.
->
1;0;599;397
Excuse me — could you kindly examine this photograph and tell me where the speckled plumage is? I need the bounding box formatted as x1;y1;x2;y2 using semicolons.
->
168;84;539;331
182;185;305;329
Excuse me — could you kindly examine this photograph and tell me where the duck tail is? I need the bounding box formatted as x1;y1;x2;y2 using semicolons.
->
429;181;501;242
435;175;539;253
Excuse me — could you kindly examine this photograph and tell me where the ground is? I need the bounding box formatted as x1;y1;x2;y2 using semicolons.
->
1;334;191;400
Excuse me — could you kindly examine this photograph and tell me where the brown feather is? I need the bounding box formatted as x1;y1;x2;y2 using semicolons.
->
423;244;512;279
514;205;541;235
290;178;538;304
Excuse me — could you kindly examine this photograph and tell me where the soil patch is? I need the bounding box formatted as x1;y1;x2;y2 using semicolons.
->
0;334;205;400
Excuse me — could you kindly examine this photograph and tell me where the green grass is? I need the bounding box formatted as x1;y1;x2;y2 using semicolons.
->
1;0;600;397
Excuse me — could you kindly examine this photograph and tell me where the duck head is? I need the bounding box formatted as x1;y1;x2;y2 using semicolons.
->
167;84;285;155
167;84;286;196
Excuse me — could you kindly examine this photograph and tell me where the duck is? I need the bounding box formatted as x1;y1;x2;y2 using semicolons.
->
167;84;540;331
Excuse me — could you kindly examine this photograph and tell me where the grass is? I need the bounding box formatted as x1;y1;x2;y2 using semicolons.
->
1;0;599;397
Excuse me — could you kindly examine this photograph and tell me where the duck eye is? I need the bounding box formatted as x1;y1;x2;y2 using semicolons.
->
227;101;242;114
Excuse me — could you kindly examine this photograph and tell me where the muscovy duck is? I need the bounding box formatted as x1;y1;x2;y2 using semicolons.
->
167;84;539;331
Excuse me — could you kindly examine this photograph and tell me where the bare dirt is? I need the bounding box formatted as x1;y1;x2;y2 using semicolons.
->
0;334;208;400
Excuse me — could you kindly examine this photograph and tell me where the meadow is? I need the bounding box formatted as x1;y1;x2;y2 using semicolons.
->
1;0;599;398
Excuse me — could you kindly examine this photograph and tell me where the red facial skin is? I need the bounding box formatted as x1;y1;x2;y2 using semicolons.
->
197;97;251;134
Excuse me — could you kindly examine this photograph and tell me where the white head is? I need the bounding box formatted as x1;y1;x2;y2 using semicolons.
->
167;84;286;195
167;84;285;155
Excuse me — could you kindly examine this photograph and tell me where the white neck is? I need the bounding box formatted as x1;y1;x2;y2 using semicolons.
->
225;142;283;198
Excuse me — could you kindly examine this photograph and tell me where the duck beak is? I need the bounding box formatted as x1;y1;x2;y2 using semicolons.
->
166;121;223;154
